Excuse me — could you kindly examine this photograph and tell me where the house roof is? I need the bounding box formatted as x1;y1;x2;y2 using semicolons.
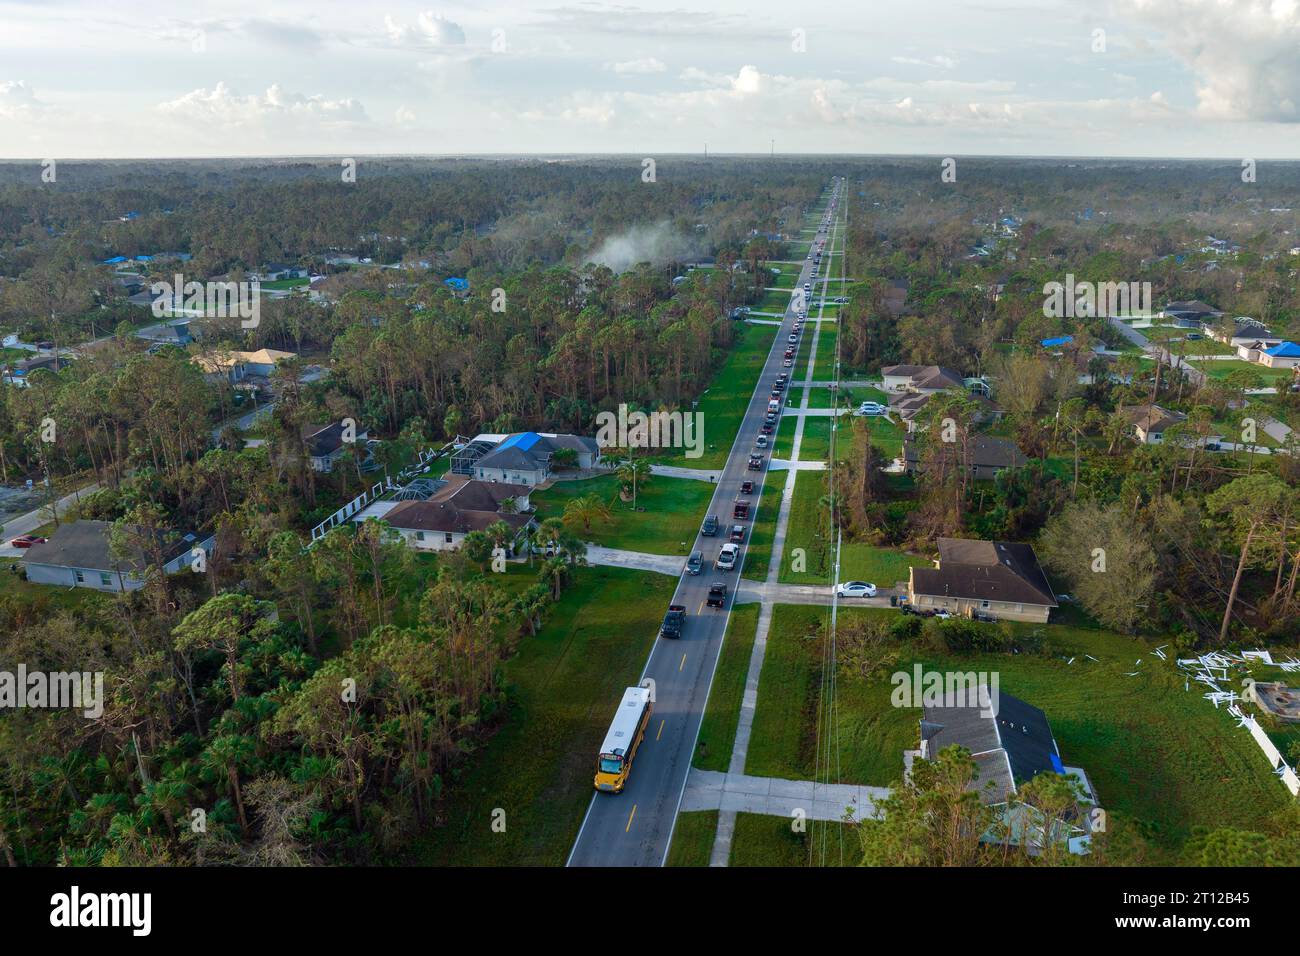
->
476;432;599;472
1120;403;1187;434
911;537;1057;608
881;364;965;391
23;519;195;574
903;434;1027;471
304;422;363;458
1264;341;1300;357
921;690;1061;803
1165;299;1221;316
382;480;533;535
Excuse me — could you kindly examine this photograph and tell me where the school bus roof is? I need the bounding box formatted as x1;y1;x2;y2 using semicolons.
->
600;686;651;757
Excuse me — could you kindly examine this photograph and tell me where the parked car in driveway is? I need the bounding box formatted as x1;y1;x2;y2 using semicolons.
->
9;534;46;549
857;401;886;416
835;581;877;598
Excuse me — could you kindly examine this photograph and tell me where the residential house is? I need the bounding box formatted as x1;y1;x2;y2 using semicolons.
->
881;364;966;394
23;519;213;593
3;354;71;387
252;263;308;282
1207;319;1279;349
908;537;1058;623
304;422;369;473
195;347;296;383
462;432;601;486
1161;300;1222;328
135;321;193;347
362;476;535;552
1120;403;1187;444
902;434;1027;481
1241;341;1300;370
914;690;1095;854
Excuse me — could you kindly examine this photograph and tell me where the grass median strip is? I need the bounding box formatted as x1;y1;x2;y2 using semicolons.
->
693;602;761;771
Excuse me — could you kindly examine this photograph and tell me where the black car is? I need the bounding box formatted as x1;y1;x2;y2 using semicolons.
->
701;514;719;536
707;583;727;608
747;455;763;470
760;422;773;435
740;480;754;494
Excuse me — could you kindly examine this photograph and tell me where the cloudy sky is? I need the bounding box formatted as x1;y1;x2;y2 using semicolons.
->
3;0;1300;157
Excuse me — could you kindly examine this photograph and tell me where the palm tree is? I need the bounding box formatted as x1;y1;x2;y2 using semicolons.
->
616;457;652;510
562;493;612;535
539;555;570;600
514;583;552;636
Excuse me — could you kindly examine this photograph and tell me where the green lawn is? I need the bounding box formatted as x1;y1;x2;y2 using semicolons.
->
530;473;714;556
739;469;786;582
802;386;839;409
730;813;854;867
409;565;674;865
665;811;718;866
693;602;761;771
654;322;778;470
1191;358;1296;383
744;609;1293;859
772;415;798;460
812;326;839;380
756;289;795;313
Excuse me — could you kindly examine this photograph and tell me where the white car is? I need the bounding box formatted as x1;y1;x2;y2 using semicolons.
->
933;611;953;620
835;581;877;598
755;434;769;448
857;401;886;416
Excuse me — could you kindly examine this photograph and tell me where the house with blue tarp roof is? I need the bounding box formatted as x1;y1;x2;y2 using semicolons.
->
1041;335;1073;349
461;431;600;486
444;277;469;293
102;256;128;265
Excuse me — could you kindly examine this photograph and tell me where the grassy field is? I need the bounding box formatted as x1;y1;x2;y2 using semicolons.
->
730;813;854;866
1191;358;1296;383
409;565;674;865
739;469;786;582
797;416;838;461
744;608;1293;859
693;602;761;770
665;811;718;865
812;326;839;380
654;322;777;470
530;473;714;556
802;386;839;409
772;414;798;461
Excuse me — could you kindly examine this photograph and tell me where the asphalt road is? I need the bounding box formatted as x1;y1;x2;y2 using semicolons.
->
567;180;843;867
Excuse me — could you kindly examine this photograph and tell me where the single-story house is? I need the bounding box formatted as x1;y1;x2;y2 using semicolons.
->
889;390;1003;434
1161;300;1222;327
304;422;369;473
251;263;308;282
915;690;1095;854
136;321;193;347
468;432;601;487
881;364;966;394
3;354;70;387
1208;319;1279;349
1242;341;1300;370
371;477;534;552
908;537;1058;623
23;519;213;593
902;434;1027;481
1120;403;1187;444
195;347;296;382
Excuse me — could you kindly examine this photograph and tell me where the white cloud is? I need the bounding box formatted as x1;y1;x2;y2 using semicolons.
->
156;83;368;127
383;12;466;47
891;55;959;70
1117;0;1300;120
0;80;44;120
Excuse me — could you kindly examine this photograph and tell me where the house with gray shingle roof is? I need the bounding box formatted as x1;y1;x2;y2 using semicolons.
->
908;537;1057;623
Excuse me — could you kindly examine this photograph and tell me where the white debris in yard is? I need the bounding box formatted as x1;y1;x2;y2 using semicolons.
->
1153;646;1168;661
1204;691;1238;708
1243;650;1273;665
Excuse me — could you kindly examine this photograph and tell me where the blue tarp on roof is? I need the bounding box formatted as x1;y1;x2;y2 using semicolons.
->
1041;335;1073;348
136;255;152;262
496;431;541;453
102;256;127;264
1049;753;1065;774
444;277;469;291
1264;341;1300;357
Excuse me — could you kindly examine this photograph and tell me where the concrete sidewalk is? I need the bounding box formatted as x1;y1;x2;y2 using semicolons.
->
649;464;722;482
684;769;887;823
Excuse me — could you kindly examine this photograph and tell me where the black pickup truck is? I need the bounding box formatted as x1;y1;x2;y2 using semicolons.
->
707;583;727;608
660;605;687;639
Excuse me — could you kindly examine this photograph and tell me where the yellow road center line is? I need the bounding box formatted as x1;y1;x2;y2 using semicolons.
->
679;653;687;672
626;804;637;832
656;719;665;741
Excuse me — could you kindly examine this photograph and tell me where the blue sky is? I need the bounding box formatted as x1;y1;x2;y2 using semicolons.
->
3;0;1300;157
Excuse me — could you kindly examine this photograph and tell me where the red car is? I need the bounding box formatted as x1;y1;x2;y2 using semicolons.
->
10;534;46;549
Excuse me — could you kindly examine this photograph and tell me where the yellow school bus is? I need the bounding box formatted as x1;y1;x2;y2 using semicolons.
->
594;684;653;793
